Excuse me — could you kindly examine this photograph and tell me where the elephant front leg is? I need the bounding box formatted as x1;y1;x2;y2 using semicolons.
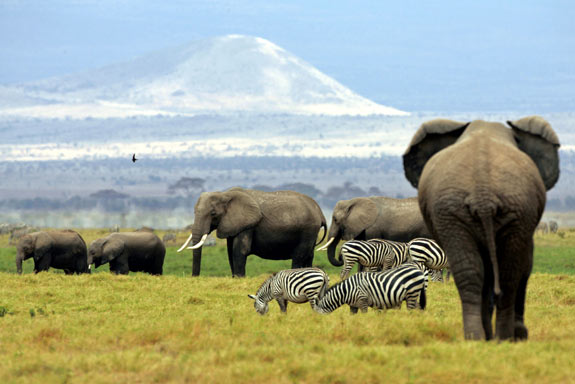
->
231;231;252;277
227;238;235;274
33;253;52;273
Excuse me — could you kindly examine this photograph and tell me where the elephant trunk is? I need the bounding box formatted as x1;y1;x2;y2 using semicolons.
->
326;225;343;266
192;232;203;276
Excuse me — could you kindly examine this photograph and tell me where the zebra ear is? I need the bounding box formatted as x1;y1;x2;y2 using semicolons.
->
248;294;257;300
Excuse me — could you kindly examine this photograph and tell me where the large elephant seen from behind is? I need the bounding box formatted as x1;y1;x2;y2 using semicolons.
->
16;230;89;274
178;187;327;277
317;196;431;266
403;116;560;341
89;232;166;275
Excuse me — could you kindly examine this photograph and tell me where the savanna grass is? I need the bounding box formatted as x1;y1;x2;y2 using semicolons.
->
0;229;574;383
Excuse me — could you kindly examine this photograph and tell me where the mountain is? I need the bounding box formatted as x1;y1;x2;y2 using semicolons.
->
0;35;407;118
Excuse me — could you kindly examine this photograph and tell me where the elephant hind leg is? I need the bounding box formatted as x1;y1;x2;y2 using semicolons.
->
436;228;486;340
514;275;529;340
495;233;533;341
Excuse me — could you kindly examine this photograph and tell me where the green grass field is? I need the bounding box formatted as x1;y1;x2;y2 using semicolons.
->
1;229;574;383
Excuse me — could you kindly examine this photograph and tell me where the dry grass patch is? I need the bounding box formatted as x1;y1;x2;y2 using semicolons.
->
0;272;574;383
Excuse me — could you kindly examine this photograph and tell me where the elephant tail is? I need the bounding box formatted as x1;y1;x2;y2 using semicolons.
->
315;221;328;246
478;213;501;299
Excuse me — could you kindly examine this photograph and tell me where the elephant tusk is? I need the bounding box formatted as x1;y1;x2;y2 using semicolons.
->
188;234;208;250
177;232;194;252
316;237;335;251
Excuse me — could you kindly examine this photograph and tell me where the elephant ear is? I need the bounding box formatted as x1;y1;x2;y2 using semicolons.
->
32;232;52;261
344;198;378;238
102;239;124;264
217;190;263;238
507;116;560;190
403;119;469;188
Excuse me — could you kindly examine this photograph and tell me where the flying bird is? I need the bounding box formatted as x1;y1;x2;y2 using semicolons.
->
132;154;138;163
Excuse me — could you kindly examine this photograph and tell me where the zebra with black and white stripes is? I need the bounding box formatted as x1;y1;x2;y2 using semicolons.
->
408;238;450;282
339;239;410;280
248;268;329;315
313;263;427;314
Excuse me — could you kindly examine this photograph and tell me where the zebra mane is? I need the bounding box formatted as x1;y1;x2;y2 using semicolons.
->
256;272;277;293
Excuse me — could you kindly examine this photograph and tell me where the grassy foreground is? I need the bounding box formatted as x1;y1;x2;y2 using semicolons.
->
1;229;575;383
1;273;575;383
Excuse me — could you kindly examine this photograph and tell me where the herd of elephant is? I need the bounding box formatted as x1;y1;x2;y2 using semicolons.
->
15;230;165;275
13;117;561;342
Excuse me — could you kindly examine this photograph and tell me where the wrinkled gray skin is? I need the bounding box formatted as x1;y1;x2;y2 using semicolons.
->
16;230;88;274
186;187;326;277
403;116;560;341
324;196;431;267
89;232;165;275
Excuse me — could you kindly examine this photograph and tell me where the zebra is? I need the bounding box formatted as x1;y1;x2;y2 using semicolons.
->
408;238;450;282
248;268;330;315
314;263;427;314
339;239;410;280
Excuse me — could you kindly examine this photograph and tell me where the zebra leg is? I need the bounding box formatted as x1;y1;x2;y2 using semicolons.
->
349;306;359;314
276;298;288;313
340;260;354;280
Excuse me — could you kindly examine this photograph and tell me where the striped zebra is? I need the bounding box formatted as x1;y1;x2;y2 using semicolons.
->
428;268;447;282
408;238;450;282
314;263;427;314
248;268;329;315
339;239;410;280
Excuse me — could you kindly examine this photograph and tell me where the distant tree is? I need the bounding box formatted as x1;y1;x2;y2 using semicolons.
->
90;189;130;213
321;182;367;208
90;189;129;199
277;182;322;199
368;186;382;196
167;177;206;196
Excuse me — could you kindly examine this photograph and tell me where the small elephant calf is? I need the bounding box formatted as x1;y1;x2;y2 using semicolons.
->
89;232;165;275
248;268;329;315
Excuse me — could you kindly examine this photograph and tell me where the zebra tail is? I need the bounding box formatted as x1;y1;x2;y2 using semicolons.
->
419;285;427;310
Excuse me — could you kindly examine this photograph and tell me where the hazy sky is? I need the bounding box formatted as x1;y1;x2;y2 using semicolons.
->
1;0;574;111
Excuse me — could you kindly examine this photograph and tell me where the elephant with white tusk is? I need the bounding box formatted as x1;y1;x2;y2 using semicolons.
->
317;196;431;267
178;187;327;277
403;116;560;341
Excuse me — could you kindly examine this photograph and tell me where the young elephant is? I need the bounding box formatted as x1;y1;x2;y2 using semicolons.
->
89;232;165;275
248;268;330;315
16;230;89;274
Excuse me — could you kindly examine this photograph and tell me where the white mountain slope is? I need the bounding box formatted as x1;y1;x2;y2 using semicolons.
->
0;35;407;118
